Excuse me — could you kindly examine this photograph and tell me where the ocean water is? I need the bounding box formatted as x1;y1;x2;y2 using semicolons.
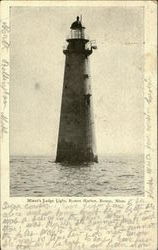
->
10;154;144;197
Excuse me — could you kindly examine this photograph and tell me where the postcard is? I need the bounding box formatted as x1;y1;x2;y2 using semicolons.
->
1;1;157;249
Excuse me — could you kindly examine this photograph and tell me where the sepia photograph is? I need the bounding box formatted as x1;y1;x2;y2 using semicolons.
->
1;1;157;249
10;6;144;197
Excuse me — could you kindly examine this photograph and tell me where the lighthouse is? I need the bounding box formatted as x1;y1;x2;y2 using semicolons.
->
56;16;98;163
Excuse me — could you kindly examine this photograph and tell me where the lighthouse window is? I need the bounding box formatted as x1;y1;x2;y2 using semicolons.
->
84;94;91;106
84;74;89;79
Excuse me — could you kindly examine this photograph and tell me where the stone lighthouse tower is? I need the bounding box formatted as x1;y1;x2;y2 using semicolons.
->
56;16;98;163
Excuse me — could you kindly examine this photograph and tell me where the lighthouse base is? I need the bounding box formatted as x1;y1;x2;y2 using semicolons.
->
55;143;98;164
55;156;98;164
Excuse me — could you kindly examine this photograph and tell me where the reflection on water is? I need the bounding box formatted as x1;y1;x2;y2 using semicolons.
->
10;154;144;197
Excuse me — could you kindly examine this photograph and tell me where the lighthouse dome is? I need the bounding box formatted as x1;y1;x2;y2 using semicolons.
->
70;16;84;30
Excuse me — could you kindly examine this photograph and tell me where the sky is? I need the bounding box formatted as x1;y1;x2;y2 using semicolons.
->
10;6;144;156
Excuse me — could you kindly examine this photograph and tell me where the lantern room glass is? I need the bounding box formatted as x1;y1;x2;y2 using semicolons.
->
70;29;85;39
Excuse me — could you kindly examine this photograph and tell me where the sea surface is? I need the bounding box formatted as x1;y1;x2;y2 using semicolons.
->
10;154;144;197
